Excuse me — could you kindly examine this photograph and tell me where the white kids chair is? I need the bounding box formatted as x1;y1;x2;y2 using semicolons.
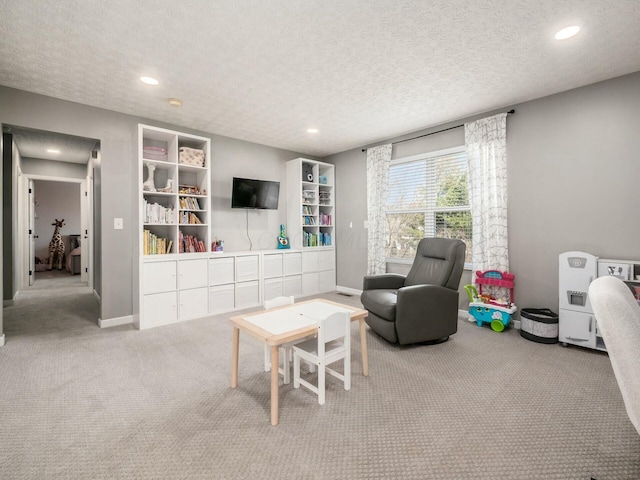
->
263;296;314;384
292;311;351;405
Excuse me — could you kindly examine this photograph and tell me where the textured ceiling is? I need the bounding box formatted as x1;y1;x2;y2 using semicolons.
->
5;126;97;164
1;1;639;157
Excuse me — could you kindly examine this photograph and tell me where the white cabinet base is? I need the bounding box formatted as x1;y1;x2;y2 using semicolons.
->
179;287;208;321
209;284;235;315
236;280;260;309
142;292;178;329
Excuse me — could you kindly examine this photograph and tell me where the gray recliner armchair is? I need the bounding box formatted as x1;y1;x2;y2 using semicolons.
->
360;238;466;345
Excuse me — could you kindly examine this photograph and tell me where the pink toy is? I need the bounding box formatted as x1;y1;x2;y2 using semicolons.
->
475;270;515;304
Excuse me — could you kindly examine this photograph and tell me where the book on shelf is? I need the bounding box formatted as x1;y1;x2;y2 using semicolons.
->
179;196;201;210
303;231;332;247
179;211;202;224
143;199;175;224
143;229;171;255
319;212;332;225
179;230;206;253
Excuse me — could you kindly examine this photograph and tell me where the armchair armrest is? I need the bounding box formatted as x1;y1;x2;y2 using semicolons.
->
395;284;459;344
363;274;406;291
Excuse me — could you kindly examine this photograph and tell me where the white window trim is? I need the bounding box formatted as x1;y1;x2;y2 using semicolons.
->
385;144;471;270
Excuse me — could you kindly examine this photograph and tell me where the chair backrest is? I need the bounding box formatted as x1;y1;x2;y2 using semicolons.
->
264;296;294;310
405;237;466;290
589;276;640;435
317;311;351;352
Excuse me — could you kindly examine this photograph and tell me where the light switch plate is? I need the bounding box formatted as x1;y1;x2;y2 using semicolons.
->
114;218;123;230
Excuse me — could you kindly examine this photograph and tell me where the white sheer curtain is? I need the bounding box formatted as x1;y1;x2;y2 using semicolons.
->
465;113;509;275
366;144;392;275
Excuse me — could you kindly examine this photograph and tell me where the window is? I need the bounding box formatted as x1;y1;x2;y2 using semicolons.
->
385;146;471;266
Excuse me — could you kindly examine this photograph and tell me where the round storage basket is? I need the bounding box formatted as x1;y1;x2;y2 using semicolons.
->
520;308;559;344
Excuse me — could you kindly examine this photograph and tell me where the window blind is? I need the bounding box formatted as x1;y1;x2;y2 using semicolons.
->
386;148;471;263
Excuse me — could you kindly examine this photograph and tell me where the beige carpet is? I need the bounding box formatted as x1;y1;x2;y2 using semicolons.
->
1;282;638;479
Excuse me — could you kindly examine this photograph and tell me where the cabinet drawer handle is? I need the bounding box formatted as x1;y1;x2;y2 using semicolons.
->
566;337;588;342
589;316;593;333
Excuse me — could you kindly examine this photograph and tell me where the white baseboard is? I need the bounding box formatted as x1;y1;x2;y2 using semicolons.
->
93;290;101;303
459;308;521;330
336;285;362;296
98;315;133;328
0;334;5;346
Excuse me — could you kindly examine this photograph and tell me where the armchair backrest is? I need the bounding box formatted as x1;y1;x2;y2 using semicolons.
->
405;238;466;290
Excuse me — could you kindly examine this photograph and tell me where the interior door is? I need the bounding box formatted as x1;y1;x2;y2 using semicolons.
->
28;179;35;286
80;179;88;283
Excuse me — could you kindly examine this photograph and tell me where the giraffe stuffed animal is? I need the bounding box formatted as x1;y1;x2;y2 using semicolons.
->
47;219;66;271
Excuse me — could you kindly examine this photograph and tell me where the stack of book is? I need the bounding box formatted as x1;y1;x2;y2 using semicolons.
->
143;229;172;255
144;199;175;224
319;212;332;225
320;232;332;246
180;212;203;224
179;231;206;253
179;196;201;210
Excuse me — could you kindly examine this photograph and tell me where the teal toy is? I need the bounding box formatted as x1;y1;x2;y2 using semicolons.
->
277;224;290;249
464;284;517;332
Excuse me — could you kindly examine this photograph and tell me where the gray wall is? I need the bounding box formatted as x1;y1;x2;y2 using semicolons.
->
0;86;311;324
21;157;87;179
33;180;81;259
324;71;640;313
2;133;12;302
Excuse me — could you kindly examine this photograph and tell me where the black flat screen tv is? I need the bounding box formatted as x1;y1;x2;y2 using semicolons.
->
231;177;280;210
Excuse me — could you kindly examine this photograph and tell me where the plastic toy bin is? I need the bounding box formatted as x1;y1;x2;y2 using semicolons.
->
520;308;559;344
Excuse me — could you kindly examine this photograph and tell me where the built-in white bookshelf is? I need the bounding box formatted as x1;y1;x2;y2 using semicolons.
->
138;124;211;329
286;158;335;249
139;125;211;255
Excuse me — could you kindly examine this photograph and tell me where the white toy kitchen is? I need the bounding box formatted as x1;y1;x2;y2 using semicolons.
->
558;251;640;351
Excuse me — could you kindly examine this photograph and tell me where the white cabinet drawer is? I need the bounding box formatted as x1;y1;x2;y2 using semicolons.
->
143;261;177;294
236;280;260;309
264;277;284;302
319;269;336;292
284;275;302;298
209;257;235;285
263;253;283;278
179;259;208;290
318;250;335;271
236;255;259;282
209;284;235;315
302;251;319;273
302;272;319;296
283;252;302;276
143;291;178;328
179;287;208;321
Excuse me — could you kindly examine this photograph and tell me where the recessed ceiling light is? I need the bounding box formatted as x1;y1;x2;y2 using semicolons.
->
168;98;183;107
307;128;319;134
47;149;60;154
555;25;580;40
140;76;159;85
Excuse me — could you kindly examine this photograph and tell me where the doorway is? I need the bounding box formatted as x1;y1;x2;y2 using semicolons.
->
30;179;86;286
3;125;100;329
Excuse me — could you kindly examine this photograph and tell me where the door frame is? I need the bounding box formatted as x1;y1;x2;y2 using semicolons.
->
18;173;93;290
